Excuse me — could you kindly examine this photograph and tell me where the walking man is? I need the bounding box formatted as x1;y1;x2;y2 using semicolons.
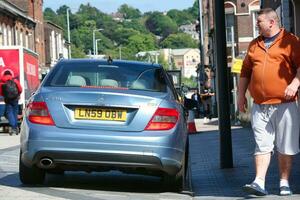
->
201;66;214;123
238;8;300;196
0;70;22;135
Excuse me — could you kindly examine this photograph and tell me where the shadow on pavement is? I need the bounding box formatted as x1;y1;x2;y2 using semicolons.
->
189;127;300;198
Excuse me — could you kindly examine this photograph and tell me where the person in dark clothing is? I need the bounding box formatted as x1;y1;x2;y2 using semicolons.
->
200;85;214;122
0;70;22;135
191;89;201;118
200;66;215;123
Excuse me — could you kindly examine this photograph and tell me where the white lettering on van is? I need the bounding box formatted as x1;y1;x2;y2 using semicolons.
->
0;57;5;67
26;62;36;76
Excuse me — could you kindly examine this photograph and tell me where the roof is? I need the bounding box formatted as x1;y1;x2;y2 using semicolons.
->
172;48;200;56
0;0;35;25
45;21;63;30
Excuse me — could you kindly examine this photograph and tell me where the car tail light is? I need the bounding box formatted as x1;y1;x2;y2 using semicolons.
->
145;107;179;131
26;102;55;126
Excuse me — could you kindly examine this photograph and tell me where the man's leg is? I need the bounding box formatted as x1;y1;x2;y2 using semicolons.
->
255;153;271;184
278;153;293;195
5;103;16;135
278;153;292;180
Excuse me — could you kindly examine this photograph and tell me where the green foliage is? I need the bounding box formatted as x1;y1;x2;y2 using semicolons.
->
145;12;178;38
118;4;141;19
71;44;87;58
167;9;194;26
161;33;198;49
126;34;156;56
182;76;197;88
43;2;198;61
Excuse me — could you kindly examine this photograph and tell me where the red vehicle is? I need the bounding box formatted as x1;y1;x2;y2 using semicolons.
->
0;46;40;127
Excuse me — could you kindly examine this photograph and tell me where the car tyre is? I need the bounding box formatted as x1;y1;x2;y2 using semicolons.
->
19;152;45;184
163;138;189;192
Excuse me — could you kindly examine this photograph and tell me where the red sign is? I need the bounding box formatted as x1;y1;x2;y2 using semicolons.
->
0;49;20;79
24;50;39;94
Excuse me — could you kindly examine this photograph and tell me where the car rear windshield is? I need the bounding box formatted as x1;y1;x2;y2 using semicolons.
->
44;62;167;92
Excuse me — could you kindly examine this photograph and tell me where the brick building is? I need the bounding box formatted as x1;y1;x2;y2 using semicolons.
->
0;0;36;50
7;0;45;69
44;21;66;69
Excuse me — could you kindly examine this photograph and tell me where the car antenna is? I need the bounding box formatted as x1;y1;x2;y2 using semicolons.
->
107;56;113;64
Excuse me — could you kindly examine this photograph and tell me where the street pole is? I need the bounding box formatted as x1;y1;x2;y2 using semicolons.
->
93;29;103;56
214;0;233;168
66;8;71;59
231;26;239;125
198;0;205;93
95;39;101;56
119;46;122;59
93;30;95;56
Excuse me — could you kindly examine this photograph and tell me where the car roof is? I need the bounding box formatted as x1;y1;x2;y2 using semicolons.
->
57;58;162;69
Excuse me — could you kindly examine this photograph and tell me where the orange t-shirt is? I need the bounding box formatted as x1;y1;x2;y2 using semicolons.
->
240;28;300;104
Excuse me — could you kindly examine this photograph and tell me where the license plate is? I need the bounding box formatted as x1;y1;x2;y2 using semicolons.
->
74;107;127;121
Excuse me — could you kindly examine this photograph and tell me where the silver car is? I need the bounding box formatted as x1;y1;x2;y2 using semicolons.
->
19;59;189;191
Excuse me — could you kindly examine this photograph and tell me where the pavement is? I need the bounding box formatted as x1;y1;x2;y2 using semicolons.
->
1;119;300;199
189;118;300;199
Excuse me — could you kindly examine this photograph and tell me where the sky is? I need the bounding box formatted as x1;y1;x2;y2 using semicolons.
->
43;0;196;13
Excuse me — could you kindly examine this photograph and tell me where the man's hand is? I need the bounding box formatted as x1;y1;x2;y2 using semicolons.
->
285;68;300;99
284;82;299;100
238;95;248;113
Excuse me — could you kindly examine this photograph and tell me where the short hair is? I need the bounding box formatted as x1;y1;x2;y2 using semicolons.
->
258;8;280;24
3;70;12;76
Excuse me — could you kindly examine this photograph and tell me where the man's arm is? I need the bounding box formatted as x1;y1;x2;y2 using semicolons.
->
284;67;300;100
238;77;250;112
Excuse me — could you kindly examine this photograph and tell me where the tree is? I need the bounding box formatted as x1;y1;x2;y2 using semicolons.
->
71;44;87;58
111;28;140;45
161;33;198;49
125;34;156;58
167;9;194;26
145;12;178;38
118;4;141;19
122;19;148;34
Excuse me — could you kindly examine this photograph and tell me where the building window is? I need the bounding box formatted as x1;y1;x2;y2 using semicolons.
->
25;31;29;48
7;26;12;45
19;30;23;46
225;13;235;44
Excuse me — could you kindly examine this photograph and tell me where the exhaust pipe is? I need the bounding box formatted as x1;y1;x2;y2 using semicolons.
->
39;157;54;169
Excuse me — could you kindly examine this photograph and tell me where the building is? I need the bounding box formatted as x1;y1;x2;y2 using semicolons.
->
172;48;200;78
44;21;67;71
0;0;36;50
137;48;200;78
7;0;45;69
224;0;260;61
179;23;199;41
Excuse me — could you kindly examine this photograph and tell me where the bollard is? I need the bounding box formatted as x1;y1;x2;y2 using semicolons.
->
187;110;197;133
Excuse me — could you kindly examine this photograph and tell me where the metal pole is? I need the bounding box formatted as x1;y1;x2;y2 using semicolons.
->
93;30;95;56
198;0;205;93
66;8;71;59
95;39;101;56
214;0;233;168
119;46;122;59
231;26;238;124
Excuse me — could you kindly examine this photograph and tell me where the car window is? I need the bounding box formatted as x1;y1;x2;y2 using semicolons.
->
44;62;167;92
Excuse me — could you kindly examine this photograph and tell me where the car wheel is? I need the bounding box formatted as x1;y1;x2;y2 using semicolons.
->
163;137;189;192
19;152;45;184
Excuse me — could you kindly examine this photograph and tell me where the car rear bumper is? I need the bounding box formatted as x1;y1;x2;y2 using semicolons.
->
20;123;186;176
